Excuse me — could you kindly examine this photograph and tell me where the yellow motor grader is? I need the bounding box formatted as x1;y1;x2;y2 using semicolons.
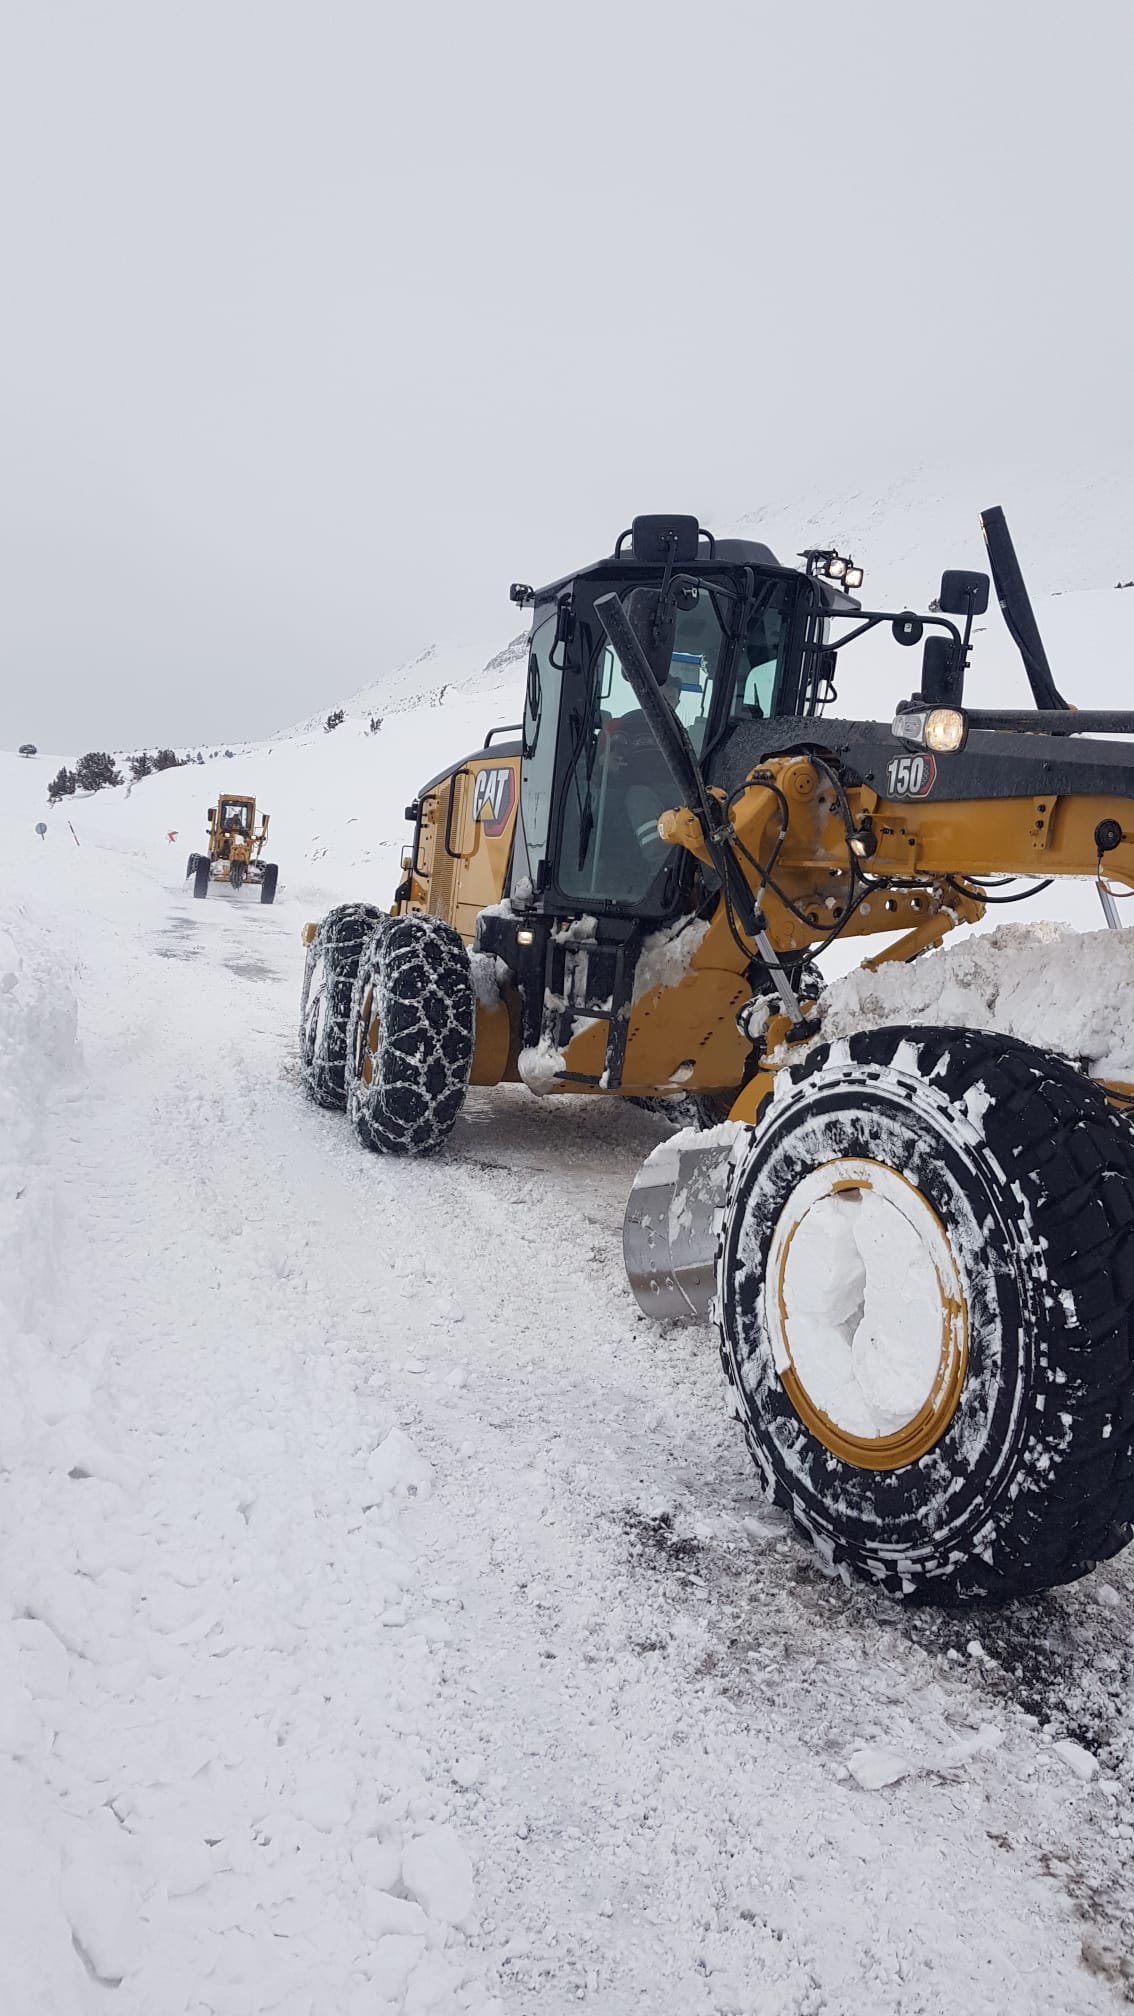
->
300;508;1134;1604
188;795;278;903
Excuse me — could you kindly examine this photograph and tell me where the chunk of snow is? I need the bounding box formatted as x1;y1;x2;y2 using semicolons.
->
367;1427;433;1500
632;916;711;1002
1053;1739;1098;1781
401;1823;475;1925
846;1746;916;1789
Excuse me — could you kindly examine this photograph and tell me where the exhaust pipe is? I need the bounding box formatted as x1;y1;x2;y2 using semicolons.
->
980;506;1068;711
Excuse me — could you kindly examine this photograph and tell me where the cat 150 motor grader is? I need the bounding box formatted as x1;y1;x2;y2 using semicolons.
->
188;795;278;903
300;507;1134;1605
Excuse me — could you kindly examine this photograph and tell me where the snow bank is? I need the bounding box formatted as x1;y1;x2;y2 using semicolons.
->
0;909;96;2011
0;903;499;2013
821;920;1134;1081
0;906;79;1325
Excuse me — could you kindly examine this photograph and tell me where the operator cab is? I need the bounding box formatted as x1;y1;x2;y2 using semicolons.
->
511;514;857;924
220;799;252;835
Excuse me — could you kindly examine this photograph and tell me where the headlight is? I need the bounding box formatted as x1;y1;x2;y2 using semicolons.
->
891;706;967;753
924;707;967;753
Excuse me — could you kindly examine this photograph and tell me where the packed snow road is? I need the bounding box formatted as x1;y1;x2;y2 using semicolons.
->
5;806;1134;2013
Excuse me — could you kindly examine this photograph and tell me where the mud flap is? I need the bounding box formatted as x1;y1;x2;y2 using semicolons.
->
623;1125;744;1320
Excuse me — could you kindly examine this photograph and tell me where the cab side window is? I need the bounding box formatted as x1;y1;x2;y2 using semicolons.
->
731;589;794;721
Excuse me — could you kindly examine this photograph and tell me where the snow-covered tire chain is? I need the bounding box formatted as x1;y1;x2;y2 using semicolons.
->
717;1024;1134;1604
346;913;475;1156
299;903;387;1110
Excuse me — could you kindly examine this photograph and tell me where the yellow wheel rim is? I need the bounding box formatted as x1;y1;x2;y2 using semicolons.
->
356;983;381;1088
767;1157;968;1472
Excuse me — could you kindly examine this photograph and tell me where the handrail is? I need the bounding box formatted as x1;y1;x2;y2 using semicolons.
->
443;768;472;860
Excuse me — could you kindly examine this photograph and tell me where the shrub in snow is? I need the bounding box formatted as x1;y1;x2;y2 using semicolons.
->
152;748;181;772
129;751;153;781
74;751;122;792
325;709;345;733
368;715;382;734
47;766;77;803
18;742;36;757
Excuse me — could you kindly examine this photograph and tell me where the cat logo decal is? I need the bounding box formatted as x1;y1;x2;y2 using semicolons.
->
471;766;516;837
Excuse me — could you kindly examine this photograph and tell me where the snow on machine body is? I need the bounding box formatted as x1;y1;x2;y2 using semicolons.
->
300;508;1134;1604
188;795;278;904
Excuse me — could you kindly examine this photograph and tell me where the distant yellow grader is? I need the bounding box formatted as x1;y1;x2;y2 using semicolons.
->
187;795;278;904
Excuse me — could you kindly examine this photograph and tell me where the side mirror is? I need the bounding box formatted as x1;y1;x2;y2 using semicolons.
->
630;515;700;564
938;569;990;617
920;635;964;706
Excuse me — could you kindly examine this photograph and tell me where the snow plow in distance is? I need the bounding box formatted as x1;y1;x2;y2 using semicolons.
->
188;795;278;903
300;507;1134;1605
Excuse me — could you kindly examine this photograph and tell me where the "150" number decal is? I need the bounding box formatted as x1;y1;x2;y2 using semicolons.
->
885;752;937;799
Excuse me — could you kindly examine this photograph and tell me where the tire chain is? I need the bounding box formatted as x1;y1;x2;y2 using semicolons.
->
347;914;475;1156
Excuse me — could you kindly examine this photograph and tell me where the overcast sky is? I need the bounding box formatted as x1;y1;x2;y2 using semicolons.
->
2;1;1131;753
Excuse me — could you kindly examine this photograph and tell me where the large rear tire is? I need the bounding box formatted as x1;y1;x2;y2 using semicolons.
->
717;1024;1134;1604
299;904;386;1110
193;857;211;899
346;915;474;1156
260;863;278;905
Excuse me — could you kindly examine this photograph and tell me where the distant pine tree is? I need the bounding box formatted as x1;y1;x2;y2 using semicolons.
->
130;751;153;780
74;751;123;792
325;709;345;733
18;743;37;757
152;748;181;771
48;765;77;803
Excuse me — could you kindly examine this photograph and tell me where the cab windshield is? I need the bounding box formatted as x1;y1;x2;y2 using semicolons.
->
557;582;730;907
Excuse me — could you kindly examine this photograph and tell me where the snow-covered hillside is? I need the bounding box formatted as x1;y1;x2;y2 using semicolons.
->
9;675;521;918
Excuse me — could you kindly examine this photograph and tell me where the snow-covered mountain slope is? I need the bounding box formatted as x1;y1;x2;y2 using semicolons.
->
281;631;529;739
4;742;1134;2014
734;464;1134;608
